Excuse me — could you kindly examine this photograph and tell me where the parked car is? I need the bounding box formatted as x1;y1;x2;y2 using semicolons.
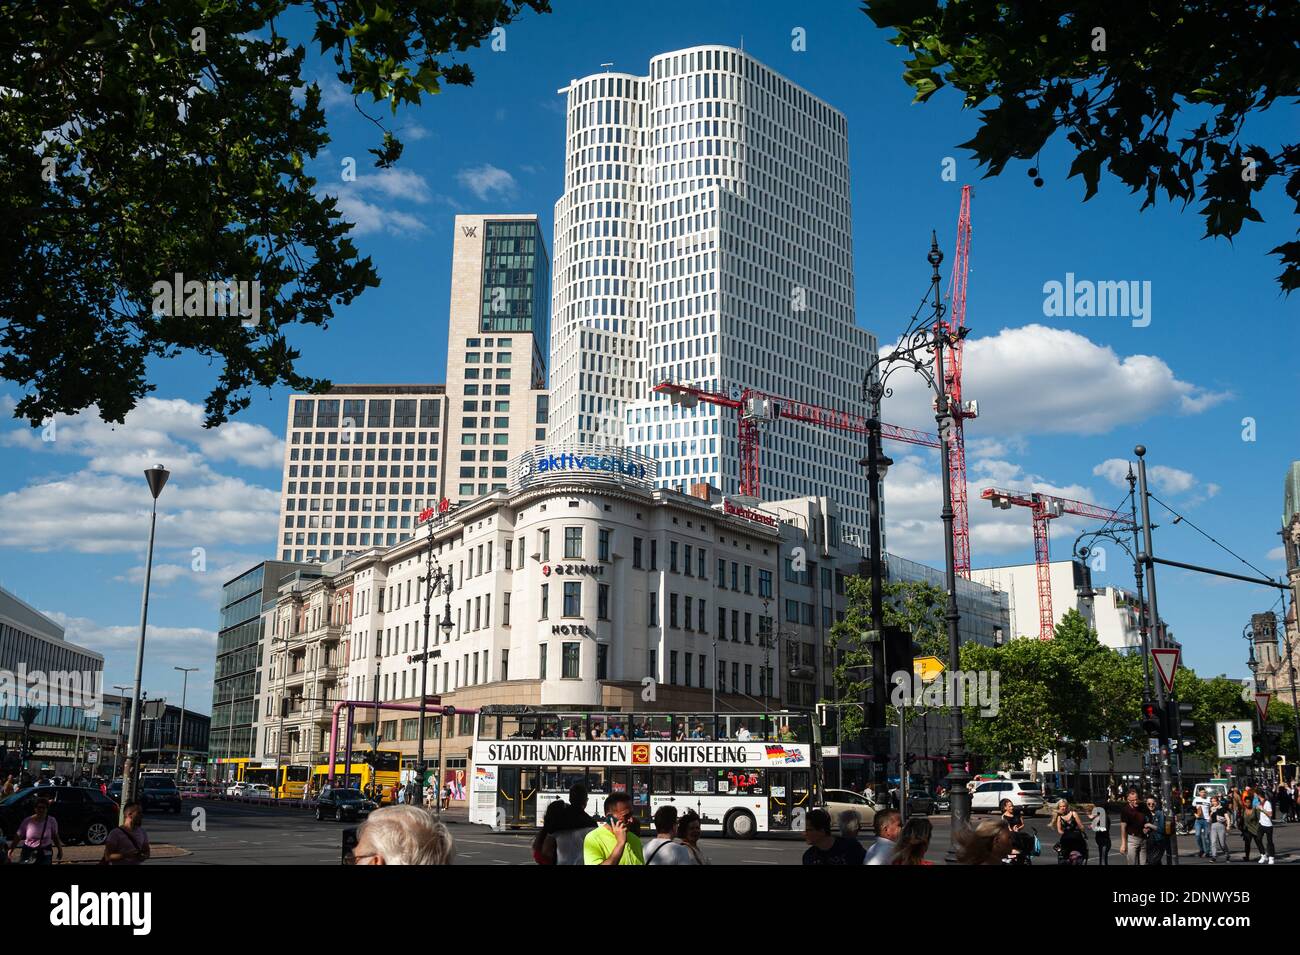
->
314;787;373;822
822;788;879;831
0;786;119;846
138;775;183;813
971;779;1045;815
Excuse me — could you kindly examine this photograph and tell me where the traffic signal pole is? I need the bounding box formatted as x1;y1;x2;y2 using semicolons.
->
1135;446;1179;864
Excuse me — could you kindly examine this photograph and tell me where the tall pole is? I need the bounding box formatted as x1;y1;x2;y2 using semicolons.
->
111;685;131;782
1127;466;1155;793
416;518;443;802
276;635;288;801
173;667;196;783
1282;596;1300;769
864;405;889;793
1135;445;1178;864
121;464;169;823
930;237;970;837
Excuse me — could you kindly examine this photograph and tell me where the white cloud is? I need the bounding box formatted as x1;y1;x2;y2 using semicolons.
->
42;611;216;693
331;193;428;237
881;324;1231;435
457;164;517;201
0;396;281;556
402;124;431;142
1267;546;1286;562
348;167;432;204
1093;458;1221;502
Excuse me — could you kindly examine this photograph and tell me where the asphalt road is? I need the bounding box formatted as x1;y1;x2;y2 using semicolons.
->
138;801;1300;865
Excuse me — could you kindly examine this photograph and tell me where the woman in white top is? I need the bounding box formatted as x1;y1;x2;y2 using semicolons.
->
1255;792;1275;864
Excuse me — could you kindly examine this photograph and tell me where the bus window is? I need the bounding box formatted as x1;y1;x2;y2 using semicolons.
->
559;766;587;793
602;715;627;740
540;766;562;791
688;716;715;740
540;718;563;739
633;715;672;740
716;768;765;795
652;769;672;794
588;715;607;740
587;766;608;794
674;768;715;795
477;715;499;739
790;770;812;810
559;716;583;739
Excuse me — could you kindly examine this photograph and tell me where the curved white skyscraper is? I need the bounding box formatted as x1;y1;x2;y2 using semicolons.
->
551;46;877;540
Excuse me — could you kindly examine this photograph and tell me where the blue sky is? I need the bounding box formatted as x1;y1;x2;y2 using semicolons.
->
1;0;1294;713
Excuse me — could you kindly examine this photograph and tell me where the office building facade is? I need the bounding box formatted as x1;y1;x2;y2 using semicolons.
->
444;214;552;503
549;46;876;539
276;384;449;563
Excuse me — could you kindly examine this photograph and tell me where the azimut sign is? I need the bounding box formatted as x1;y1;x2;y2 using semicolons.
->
511;444;657;490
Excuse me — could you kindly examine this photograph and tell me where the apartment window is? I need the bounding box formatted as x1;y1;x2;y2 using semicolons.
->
670;651;679;685
598;584;610;620
718;607;726;640
649;592;659;627
503;592;511;626
598;528;611;562
597;643;609;680
501;649;509;682
717;558;726;586
563;581;582;617
562;643;580;679
650;540;658;570
669;541;679;573
684;595;693;630
669;593;679;629
698;599;707;633
744;664;753;696
732;663;740;694
717;660;726;692
540;528;550;561
504;538;512;569
648;649;657;680
785;599;799;623
731;610;740;642
632;537;643;569
698;550;706;578
685;652;693;687
540;583;549;619
684;544;693;576
759;569;773;599
699;655;707;688
730;562;739;591
744;613;753;644
744;566;752;594
539;644;548;680
564;526;583;559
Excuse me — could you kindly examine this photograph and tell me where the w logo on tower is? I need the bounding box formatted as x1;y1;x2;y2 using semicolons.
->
461;226;477;238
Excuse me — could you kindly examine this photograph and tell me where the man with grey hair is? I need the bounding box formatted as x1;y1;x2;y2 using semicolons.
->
351;805;454;865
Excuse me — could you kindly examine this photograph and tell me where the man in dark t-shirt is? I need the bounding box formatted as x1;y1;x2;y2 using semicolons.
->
802;808;867;865
1118;788;1150;866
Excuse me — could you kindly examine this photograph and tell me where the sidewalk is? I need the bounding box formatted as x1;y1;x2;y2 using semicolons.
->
42;844;191;864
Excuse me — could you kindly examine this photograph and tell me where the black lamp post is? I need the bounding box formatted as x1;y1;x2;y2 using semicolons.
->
416;512;454;806
863;233;970;838
19;704;39;779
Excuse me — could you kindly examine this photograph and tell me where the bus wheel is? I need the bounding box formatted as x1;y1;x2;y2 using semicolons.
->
725;809;756;840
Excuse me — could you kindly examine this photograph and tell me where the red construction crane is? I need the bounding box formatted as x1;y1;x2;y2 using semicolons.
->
981;487;1134;640
652;381;941;500
939;185;977;578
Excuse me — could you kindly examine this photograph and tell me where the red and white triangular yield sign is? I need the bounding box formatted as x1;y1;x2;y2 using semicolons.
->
1152;647;1181;696
1255;692;1271;723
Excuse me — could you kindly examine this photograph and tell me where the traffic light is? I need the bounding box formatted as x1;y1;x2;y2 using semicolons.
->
1140;700;1163;736
1166;700;1193;739
881;625;913;675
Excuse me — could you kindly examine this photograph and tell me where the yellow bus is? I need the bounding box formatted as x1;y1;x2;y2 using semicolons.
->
243;764;311;798
311;750;402;804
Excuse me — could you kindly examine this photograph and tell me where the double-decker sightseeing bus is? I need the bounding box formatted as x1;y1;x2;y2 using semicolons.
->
468;707;818;838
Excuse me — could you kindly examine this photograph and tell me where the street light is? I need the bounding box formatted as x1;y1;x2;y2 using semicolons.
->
173;667;197;783
416;511;454;807
863;233;970;839
18;704;39;781
121;464;168;823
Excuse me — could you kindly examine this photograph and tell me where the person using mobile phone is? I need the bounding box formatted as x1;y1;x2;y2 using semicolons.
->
583;792;644;865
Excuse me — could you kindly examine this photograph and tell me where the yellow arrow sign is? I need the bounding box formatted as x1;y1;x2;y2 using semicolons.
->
913;655;946;684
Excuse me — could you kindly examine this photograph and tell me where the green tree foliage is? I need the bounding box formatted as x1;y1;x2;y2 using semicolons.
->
0;0;550;427
863;0;1300;292
827;576;949;739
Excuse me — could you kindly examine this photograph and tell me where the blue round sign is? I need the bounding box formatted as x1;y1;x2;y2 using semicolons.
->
1228;728;1242;744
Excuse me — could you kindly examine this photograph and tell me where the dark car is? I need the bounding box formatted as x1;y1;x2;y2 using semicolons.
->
138;776;183;813
315;787;372;822
0;786;119;846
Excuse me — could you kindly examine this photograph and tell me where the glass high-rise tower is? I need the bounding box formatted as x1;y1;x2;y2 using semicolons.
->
549;46;877;540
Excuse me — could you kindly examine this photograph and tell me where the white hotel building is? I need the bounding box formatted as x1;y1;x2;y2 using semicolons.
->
549;46;877;541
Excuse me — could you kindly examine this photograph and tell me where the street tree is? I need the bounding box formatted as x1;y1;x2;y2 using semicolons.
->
1;0;551;428
863;0;1300;292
